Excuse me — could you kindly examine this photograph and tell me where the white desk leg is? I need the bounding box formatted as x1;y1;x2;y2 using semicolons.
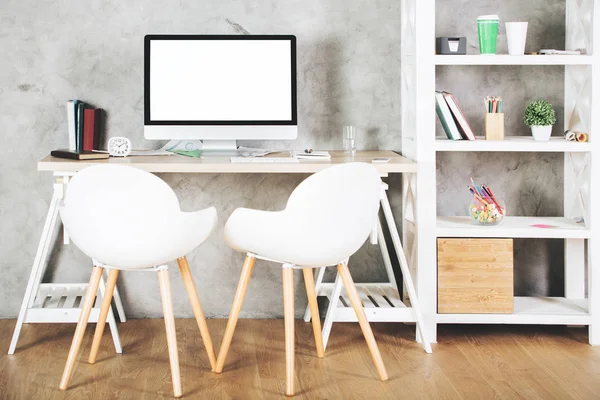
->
98;275;123;353
380;189;432;354
8;183;62;354
303;267;326;322
376;219;398;287
322;271;343;350
589;239;600;345
106;269;127;323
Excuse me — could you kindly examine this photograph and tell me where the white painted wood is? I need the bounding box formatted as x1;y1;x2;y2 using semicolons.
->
322;272;343;350
437;216;590;239
98;276;123;353
434;54;593;65
303;267;325;322
8;183;61;354
328;307;416;322
414;0;438;345
62;287;77;309
358;287;377;308
380;287;406;308
376;219;398;290
435;136;592;152
565;239;586;299
45;287;63;309
437;297;590;325
586;0;600;346
381;189;432;353
9;177;125;354
111;279;127;323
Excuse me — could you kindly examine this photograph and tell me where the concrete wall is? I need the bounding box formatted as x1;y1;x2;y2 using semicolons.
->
0;0;565;318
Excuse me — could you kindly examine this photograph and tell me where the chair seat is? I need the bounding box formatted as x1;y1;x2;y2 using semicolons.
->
224;207;351;268
62;206;218;270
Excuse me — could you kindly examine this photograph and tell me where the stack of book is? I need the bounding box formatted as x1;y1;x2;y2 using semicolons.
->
66;100;104;151
435;91;475;140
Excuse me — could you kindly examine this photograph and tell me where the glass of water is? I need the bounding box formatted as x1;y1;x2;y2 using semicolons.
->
343;125;357;155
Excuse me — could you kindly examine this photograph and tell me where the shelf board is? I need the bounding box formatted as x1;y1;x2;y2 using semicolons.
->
437;297;590;325
437;216;589;239
435;136;592;152
434;54;593;66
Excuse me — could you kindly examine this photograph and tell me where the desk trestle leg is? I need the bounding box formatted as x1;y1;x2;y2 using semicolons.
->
303;182;432;354
9;175;124;355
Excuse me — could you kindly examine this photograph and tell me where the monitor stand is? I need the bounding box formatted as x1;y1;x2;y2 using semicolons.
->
163;140;269;157
201;140;238;152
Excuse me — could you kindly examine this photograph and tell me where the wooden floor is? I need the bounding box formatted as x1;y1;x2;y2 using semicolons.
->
2;319;600;399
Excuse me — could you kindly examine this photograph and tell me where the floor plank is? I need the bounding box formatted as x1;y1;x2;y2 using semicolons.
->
2;320;600;399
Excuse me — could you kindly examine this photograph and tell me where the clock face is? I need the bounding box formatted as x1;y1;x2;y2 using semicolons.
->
108;137;131;157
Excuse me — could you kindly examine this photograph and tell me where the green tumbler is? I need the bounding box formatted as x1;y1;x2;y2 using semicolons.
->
477;15;499;54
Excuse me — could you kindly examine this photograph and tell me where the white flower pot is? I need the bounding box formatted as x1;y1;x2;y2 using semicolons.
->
530;125;552;141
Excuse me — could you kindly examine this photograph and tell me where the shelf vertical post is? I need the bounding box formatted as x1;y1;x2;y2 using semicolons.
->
587;0;600;345
401;0;438;342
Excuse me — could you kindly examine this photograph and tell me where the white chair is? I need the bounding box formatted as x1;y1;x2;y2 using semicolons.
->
57;164;217;398
215;162;389;397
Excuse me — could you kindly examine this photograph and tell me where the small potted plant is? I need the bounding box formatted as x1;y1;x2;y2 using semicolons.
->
523;100;556;141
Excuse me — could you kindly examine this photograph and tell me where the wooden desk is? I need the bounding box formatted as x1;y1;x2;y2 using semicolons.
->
38;150;416;174
10;150;430;355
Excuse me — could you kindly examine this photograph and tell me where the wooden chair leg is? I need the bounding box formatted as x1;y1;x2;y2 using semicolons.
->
158;268;182;398
302;268;324;358
214;255;256;373
177;256;217;371
336;263;389;381
59;266;104;390
282;267;295;397
88;269;119;364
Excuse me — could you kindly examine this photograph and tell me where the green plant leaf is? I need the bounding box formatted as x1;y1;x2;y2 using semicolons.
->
524;100;556;126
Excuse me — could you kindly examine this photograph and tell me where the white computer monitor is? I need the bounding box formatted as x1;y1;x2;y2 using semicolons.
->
144;35;297;150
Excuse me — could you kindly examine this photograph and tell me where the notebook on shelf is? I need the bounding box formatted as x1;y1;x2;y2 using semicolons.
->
442;91;476;140
435;91;462;140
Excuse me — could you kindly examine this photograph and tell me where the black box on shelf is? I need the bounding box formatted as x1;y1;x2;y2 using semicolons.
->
436;37;467;55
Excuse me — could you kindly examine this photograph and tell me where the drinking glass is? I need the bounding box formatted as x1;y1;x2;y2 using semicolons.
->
342;126;357;155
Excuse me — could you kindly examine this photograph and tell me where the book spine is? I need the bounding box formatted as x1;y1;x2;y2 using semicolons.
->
76;103;85;152
66;100;77;151
93;109;104;150
83;108;96;151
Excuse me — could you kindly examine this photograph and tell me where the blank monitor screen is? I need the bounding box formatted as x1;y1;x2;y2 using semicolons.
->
146;35;296;124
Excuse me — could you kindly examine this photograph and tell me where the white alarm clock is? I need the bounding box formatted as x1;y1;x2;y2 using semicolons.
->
107;137;132;157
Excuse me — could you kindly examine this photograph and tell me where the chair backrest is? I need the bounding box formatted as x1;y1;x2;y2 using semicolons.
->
60;164;182;267
284;162;381;261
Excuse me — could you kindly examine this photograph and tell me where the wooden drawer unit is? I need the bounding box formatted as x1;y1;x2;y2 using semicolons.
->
437;238;514;314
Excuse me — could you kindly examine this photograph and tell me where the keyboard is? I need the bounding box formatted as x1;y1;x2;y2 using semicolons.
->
230;157;299;163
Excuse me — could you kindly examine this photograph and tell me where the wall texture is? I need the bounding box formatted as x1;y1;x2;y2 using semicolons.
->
0;0;565;318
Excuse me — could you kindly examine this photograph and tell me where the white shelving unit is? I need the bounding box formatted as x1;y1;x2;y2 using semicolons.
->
400;0;600;344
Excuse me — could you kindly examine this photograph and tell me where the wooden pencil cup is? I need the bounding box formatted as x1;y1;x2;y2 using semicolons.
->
485;113;504;140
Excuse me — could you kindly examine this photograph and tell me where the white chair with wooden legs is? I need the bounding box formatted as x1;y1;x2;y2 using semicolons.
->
215;163;389;397
57;165;218;398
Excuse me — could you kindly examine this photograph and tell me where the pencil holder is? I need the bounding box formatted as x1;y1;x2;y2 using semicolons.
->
485;113;504;140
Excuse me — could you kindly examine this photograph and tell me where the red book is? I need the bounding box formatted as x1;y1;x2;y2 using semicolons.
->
83;108;104;150
83;108;96;151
